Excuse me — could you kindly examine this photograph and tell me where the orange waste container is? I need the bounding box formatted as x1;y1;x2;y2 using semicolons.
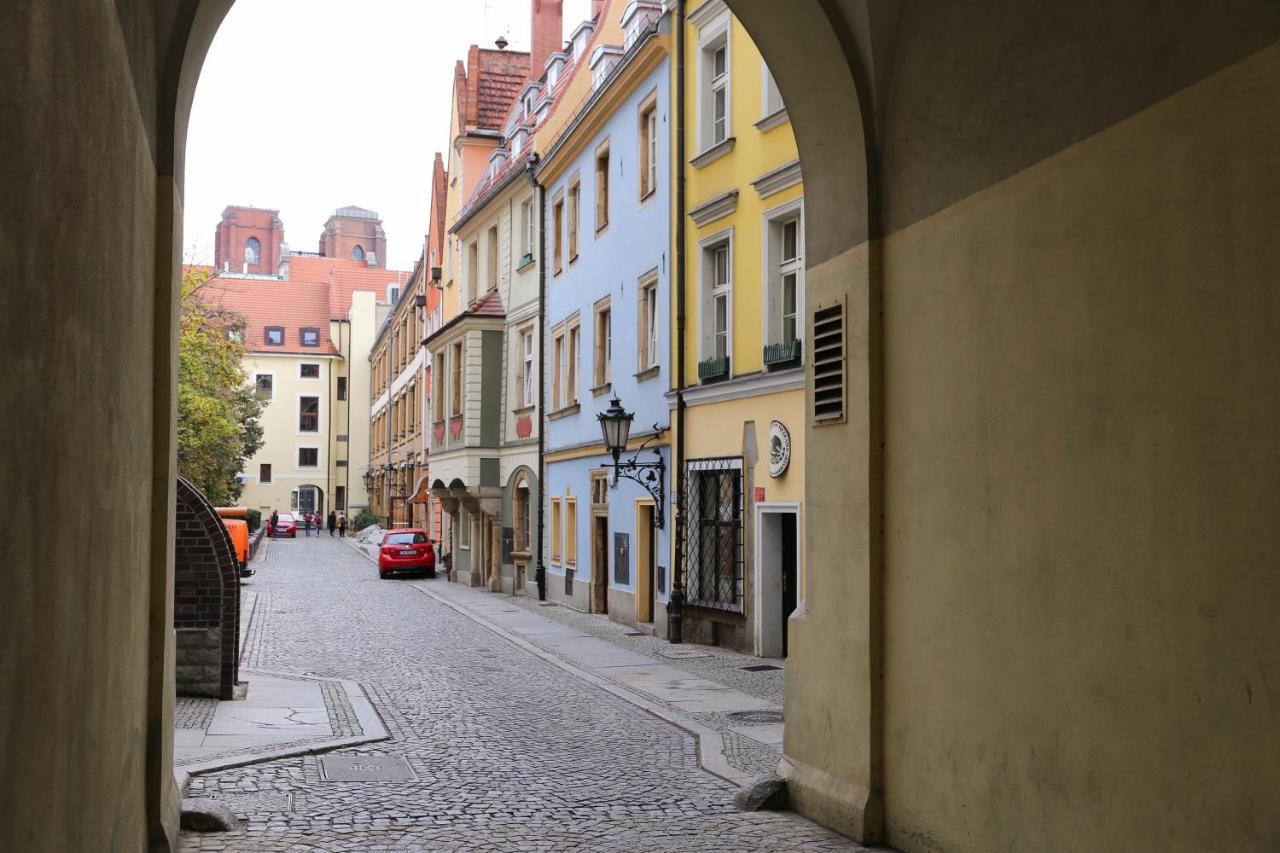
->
222;518;249;568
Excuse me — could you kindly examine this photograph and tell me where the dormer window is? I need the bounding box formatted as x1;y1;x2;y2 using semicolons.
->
264;326;284;346
244;237;260;266
300;328;320;348
352;244;365;261
512;132;524;157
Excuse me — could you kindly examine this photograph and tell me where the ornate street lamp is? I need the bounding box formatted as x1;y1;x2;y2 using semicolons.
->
361;469;375;491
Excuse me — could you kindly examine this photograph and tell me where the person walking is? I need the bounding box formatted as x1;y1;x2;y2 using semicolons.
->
269;509;279;540
303;511;312;537
336;512;347;538
327;510;337;537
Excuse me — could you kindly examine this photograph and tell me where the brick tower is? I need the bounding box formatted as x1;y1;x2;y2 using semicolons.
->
214;206;285;274
319;206;387;267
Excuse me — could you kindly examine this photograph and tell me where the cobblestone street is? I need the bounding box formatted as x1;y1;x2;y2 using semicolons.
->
180;535;868;852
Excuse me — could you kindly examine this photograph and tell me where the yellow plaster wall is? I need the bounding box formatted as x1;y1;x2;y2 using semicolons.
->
879;44;1280;852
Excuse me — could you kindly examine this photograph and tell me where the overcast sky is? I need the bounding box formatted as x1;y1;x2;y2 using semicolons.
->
185;0;592;271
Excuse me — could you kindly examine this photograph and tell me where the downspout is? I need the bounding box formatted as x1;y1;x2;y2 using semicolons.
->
531;154;547;601
669;0;687;644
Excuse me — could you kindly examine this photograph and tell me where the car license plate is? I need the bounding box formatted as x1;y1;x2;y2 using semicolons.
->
399;549;416;557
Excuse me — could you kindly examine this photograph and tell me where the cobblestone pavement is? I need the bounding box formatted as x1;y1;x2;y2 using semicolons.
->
181;535;868;852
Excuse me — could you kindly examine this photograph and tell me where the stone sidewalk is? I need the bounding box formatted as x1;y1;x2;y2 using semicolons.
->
344;539;788;782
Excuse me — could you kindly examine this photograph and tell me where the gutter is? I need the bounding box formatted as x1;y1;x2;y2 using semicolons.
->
530;153;548;602
671;0;687;644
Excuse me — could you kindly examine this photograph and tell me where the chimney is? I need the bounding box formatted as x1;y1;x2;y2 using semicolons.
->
530;0;564;81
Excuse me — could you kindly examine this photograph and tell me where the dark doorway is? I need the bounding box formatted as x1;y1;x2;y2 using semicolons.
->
780;513;798;657
592;516;609;614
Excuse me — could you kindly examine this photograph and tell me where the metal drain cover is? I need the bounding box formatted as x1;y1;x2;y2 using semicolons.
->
623;631;646;636
726;710;785;724
320;754;416;782
740;664;781;672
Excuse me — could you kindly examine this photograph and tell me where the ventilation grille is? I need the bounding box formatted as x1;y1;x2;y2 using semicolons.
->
812;303;845;422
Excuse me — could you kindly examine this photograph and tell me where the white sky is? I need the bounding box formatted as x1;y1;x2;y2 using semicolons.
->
185;0;592;271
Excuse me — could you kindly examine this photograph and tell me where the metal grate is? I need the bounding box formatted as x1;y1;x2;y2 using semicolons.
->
683;457;744;612
740;664;782;672
812;302;845;422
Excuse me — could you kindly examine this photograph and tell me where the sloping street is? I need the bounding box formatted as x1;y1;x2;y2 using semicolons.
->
179;535;867;852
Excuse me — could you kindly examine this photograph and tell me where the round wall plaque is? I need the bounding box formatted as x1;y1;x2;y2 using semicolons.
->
768;420;791;478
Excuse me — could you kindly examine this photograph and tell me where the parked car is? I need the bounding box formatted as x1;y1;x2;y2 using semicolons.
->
378;529;435;579
275;512;297;538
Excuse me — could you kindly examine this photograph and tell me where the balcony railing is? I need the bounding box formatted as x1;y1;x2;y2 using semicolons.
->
763;339;802;368
697;356;730;383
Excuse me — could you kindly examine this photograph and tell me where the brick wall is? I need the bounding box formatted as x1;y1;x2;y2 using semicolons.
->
174;476;240;699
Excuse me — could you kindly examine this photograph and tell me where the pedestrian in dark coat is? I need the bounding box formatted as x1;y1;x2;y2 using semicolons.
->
337;512;347;538
327;510;337;537
270;509;279;539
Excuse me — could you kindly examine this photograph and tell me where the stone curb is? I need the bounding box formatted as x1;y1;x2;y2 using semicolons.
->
339;536;751;787
174;667;391;794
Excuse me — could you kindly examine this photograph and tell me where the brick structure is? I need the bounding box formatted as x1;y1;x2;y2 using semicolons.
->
174;476;241;699
319;206;387;265
214;206;284;274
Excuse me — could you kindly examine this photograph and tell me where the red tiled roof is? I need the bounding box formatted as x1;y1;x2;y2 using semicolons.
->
458;47;531;134
198;276;335;354
286;256;410;319
466;288;507;317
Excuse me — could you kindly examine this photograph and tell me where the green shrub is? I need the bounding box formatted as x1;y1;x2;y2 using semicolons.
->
247;508;262;532
350;509;379;531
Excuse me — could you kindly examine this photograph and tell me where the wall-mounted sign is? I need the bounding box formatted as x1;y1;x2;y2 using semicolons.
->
768;420;791;478
755;486;766;503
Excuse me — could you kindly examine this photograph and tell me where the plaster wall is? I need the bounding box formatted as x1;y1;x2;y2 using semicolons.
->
346;291;378;509
878;43;1280;852
0;0;179;848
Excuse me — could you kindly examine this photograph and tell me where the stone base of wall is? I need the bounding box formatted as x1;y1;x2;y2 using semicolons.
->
176;627;224;698
682;609;748;652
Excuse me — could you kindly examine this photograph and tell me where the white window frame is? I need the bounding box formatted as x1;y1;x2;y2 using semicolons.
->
254;371;275;402
697;227;734;368
761;198;805;353
296;444;321;470
696;12;732;153
521;197;536;261
638;90;660;200
566;314;581;406
521;327;535;408
637;269;660;372
299;362;321;380
761;61;785;119
593;296;612;388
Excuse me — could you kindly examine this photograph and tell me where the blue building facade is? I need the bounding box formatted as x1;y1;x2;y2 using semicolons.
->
538;19;671;631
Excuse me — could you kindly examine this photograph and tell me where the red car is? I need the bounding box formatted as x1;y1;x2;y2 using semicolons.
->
273;512;297;538
378;529;435;579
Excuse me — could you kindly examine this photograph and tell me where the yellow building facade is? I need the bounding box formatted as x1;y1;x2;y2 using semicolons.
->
672;0;805;656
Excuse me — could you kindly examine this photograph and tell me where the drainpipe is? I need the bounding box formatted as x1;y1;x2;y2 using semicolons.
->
669;0;687;644
531;154;547;601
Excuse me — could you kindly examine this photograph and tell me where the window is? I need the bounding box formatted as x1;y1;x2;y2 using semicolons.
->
227;328;243;343
685;459;744;611
467;240;479;303
433;350;445;421
696;17;731;152
255;373;274;401
299;396;319;432
450;342;463;416
300;363;320;379
595;142;610;231
552;194;564;273
300;327;319;348
567;179;580;261
519;328;535;408
353;244;365;261
703;239;732;363
780;219;800;344
520;198;535;261
591;470;609;507
567;319;580;406
264;326;284;346
487;226;499;290
298;447;319;467
388;285;400;304
565;498;578;566
551;325;565;410
337;376;347;401
593;299;611;388
639;97;659;198
259;463;272;484
244;237;260;266
550;497;562;562
762;62;785;118
765;209;803;351
335;485;346;511
638;273;659;371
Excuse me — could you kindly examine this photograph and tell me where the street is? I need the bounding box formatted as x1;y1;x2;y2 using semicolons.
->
180;535;867;852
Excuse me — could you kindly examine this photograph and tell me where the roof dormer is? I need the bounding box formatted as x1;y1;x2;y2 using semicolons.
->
621;0;665;51
590;44;625;91
544;50;570;89
568;19;596;62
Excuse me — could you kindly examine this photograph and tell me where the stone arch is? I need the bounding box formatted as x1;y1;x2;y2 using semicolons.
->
174;476;240;700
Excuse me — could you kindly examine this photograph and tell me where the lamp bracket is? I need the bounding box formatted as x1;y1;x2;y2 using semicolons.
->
606;424;666;528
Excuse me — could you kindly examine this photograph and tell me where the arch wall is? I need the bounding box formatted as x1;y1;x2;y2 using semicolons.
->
174;476;241;699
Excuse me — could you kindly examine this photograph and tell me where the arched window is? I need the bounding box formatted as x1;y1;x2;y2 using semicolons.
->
244;237;260;266
352;244;365;261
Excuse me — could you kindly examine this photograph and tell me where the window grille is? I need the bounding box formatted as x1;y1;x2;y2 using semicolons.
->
683;457;743;612
812;302;845;422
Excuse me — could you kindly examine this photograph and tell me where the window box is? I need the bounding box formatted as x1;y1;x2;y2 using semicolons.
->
763;339;802;367
698;356;730;382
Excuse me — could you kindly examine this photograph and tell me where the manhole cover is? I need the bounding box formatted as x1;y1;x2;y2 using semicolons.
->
320;755;416;782
740;664;781;672
538;602;557;607
660;648;710;659
726;710;784;724
623;631;646;636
